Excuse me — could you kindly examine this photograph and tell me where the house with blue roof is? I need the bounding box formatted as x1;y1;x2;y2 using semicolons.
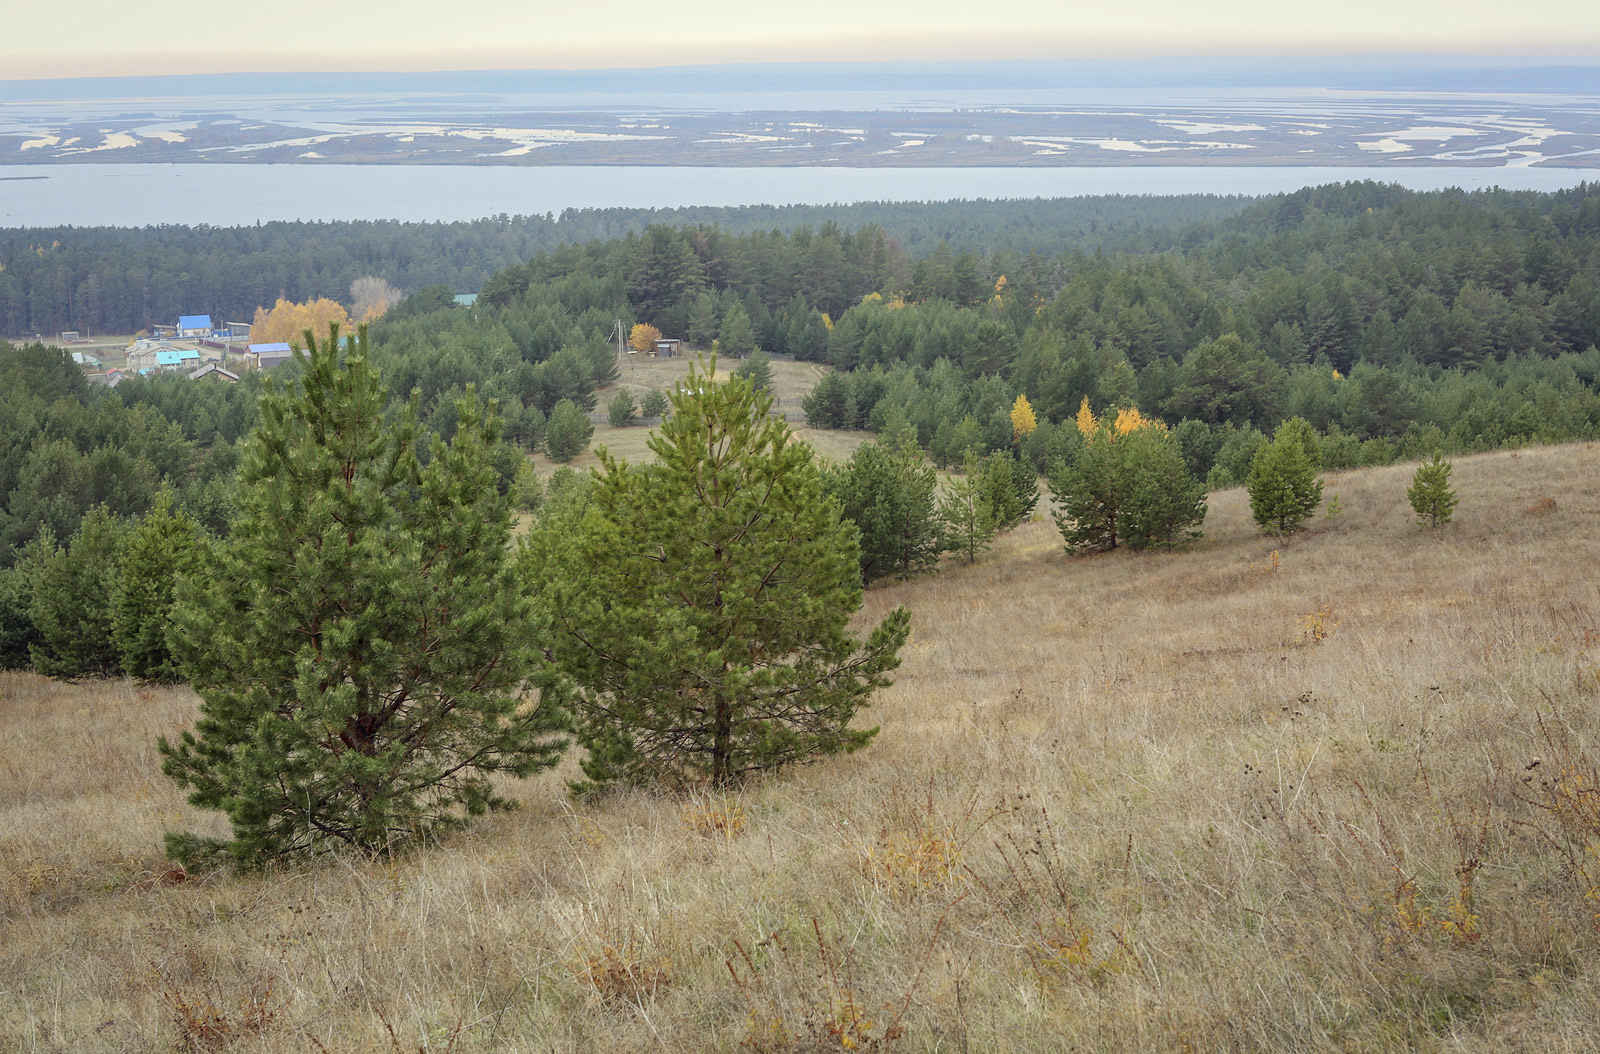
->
177;314;213;337
155;350;184;368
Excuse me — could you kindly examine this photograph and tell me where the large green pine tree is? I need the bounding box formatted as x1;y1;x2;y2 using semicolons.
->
1247;420;1325;536
717;303;758;359
545;398;594;462
1118;427;1208;550
977;449;1038;533
824;431;942;583
159;325;567;867
0;560;41;670
1048;423;1124;553
607;388;637;428
112;492;200;681
528;359;909;789
27;506;125;677
733;347;774;391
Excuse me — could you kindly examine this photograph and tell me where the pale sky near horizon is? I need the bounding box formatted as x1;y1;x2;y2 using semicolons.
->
4;0;1598;80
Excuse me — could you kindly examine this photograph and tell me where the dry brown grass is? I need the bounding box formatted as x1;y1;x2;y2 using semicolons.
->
6;442;1600;1051
526;354;868;474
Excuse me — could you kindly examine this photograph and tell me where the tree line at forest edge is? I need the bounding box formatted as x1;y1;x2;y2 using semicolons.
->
0;195;1246;338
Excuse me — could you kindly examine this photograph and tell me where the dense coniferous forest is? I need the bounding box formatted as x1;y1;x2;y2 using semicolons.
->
0;195;1247;336
5;180;1600;673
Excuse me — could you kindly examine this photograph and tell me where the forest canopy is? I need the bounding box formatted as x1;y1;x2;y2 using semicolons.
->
3;180;1600;595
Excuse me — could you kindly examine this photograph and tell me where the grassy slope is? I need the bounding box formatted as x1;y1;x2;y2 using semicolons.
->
527;353;869;474
4;442;1600;1052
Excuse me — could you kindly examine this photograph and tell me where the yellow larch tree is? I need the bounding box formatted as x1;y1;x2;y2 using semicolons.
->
1075;396;1098;436
1113;406;1165;435
630;322;662;354
1011;394;1038;442
251;298;353;347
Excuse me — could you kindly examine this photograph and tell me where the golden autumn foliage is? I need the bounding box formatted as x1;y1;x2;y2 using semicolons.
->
1011;394;1038;441
1113;406;1165;435
630;322;662;354
1076;397;1164;439
250;298;352;347
1075;396;1097;436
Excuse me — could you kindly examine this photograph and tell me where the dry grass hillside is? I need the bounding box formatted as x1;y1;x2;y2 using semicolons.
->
527;354;869;472
4;442;1600;1052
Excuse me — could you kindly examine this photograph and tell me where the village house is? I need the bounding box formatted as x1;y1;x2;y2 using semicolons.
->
177;314;214;338
245;342;294;370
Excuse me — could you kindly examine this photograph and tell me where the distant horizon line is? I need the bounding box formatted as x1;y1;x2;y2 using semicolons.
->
5;52;1600;86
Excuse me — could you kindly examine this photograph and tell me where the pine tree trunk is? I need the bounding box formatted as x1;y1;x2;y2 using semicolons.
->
713;692;732;784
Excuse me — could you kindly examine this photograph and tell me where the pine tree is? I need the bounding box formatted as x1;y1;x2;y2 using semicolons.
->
939;452;999;563
0;562;40;671
824;434;942;583
687;293;720;347
159;325;567;868
538;465;593;526
112;492;200;681
1408;451;1459;528
718;303;758;359
640;388;670;421
28;506;125;677
734;347;773;391
977;449;1037;532
510;459;544;513
1050;414;1204;554
1119;427;1208;550
1248;421;1324;536
1049;421;1123;553
545;398;595;462
607;388;637;428
528;359;909;789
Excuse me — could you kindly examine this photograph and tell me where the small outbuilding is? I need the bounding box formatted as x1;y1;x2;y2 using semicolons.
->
189;363;241;383
655;338;681;358
246;342;294;370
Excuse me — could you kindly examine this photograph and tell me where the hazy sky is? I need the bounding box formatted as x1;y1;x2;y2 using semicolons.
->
5;0;1599;79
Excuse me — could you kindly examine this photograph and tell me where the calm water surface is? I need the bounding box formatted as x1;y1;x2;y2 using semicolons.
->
3;164;1598;227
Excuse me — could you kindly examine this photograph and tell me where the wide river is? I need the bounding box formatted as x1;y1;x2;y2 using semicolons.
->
2;164;1598;227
